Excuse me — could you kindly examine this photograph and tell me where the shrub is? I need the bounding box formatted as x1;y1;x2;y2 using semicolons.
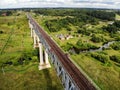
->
13;60;20;66
32;49;39;56
110;55;120;63
91;53;109;63
113;20;120;28
0;31;3;34
77;28;91;36
62;43;73;51
110;42;120;50
24;60;29;65
5;61;13;65
76;39;98;50
32;56;38;62
91;34;105;43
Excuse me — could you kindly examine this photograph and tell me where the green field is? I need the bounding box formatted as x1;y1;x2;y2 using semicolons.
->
0;12;63;90
34;9;120;90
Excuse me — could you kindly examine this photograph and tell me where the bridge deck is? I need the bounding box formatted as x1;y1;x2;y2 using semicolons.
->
28;15;96;90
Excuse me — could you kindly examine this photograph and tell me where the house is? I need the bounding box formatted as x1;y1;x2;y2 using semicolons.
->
57;34;65;40
65;35;73;40
57;34;73;40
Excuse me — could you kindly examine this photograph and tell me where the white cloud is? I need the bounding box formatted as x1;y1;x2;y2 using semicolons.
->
0;0;120;9
0;0;17;5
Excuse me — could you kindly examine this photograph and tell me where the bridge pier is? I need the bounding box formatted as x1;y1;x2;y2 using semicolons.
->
33;30;38;48
29;21;33;37
31;28;33;37
38;45;51;70
39;42;44;65
29;21;51;70
44;49;49;64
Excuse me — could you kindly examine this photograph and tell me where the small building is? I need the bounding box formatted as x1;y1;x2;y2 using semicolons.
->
57;34;73;40
57;34;65;40
65;35;73;40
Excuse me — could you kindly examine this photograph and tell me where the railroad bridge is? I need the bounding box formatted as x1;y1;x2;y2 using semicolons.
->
27;14;97;90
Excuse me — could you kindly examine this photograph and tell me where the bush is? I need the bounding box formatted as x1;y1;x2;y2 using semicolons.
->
32;56;38;62
5;61;13;65
17;52;32;65
13;60;20;66
103;25;119;33
91;53;109;63
110;42;120;50
110;55;120;63
0;31;3;34
24;60;29;65
77;28;91;36
73;39;99;53
32;49;39;56
62;43;73;51
113;20;120;28
91;34;105;43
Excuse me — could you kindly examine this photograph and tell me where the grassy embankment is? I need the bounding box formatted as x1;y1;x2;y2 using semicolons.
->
35;14;120;90
0;13;63;90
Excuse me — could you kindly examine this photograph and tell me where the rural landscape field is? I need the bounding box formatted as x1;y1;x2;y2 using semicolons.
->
33;9;120;89
0;11;63;90
0;6;120;90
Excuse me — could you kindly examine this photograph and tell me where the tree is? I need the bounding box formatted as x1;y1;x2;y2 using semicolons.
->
110;55;120;63
91;53;109;63
87;10;115;21
91;34;105;43
110;42;120;50
113;20;120;28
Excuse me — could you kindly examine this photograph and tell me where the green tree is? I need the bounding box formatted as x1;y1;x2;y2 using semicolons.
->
91;53;109;63
110;55;120;63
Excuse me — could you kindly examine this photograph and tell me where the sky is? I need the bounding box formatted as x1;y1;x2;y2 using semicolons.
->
0;0;120;9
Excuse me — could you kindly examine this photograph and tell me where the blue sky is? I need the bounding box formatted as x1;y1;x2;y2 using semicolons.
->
0;0;120;9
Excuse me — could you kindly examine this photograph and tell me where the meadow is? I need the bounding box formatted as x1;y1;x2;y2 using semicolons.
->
0;11;63;90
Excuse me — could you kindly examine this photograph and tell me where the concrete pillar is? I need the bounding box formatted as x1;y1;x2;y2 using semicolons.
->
31;28;33;37
39;42;51;70
28;21;31;28
39;42;44;65
45;49;49;64
33;30;39;48
33;30;36;48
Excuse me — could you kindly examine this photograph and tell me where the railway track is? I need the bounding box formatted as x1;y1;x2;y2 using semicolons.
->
28;14;96;90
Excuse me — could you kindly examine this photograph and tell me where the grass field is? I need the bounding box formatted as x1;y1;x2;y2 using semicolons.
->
116;14;120;20
0;63;63;90
0;12;63;90
35;13;120;90
71;53;120;90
